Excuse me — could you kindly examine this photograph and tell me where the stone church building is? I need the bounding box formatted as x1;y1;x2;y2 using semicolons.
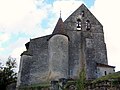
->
17;4;115;87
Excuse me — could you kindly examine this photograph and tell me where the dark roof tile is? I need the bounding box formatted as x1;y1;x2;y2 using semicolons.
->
52;17;65;34
97;63;115;68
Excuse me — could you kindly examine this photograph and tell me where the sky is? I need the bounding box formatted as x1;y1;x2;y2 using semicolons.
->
0;0;120;72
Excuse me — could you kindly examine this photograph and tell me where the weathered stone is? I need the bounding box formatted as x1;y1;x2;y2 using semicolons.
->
48;35;68;80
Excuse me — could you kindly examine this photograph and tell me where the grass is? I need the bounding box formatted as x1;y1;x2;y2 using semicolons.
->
92;71;120;83
18;82;50;90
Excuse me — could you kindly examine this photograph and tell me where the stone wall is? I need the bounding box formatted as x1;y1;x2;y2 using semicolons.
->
28;36;50;84
67;31;83;78
17;55;32;87
97;66;115;78
48;34;68;80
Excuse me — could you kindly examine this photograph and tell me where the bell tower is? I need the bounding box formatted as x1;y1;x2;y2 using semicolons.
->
64;4;108;79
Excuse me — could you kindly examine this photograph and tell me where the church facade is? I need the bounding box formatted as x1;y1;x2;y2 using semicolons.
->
17;4;115;87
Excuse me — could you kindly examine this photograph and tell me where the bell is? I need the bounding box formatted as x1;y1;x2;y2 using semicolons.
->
77;18;81;22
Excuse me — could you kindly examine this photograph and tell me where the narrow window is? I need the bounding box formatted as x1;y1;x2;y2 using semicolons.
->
70;70;73;76
81;11;84;17
77;18;81;30
86;20;91;30
104;71;107;75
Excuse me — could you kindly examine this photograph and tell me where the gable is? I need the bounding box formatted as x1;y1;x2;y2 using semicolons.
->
64;4;102;32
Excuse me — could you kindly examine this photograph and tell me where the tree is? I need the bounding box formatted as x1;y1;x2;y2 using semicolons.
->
0;56;17;90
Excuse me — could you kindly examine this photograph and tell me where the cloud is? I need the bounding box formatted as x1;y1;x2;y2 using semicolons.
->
0;33;10;52
91;0;120;71
6;37;29;69
11;47;26;67
0;47;4;52
0;33;10;43
52;0;84;20
0;0;50;35
0;0;34;27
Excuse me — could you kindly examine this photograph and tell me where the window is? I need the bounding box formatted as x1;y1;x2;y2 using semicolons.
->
86;20;91;30
104;71;107;75
81;11;84;17
77;18;81;30
70;70;73;76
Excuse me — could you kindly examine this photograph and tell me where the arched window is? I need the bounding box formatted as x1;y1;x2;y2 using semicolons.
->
86;20;91;30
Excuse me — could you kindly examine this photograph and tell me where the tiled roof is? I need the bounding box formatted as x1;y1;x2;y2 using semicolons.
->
52;17;65;34
97;63;115;68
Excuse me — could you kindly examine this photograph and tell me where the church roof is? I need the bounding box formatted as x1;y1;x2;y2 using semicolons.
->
52;17;65;35
97;63;115;68
21;51;32;56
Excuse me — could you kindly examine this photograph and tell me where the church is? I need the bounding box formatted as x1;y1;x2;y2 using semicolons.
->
17;4;115;87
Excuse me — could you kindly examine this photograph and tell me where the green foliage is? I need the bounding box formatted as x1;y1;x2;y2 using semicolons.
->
88;72;120;89
58;84;66;90
18;83;50;90
92;71;120;83
0;56;17;90
76;68;86;90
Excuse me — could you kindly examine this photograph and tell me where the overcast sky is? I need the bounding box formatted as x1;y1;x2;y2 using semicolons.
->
0;0;120;72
